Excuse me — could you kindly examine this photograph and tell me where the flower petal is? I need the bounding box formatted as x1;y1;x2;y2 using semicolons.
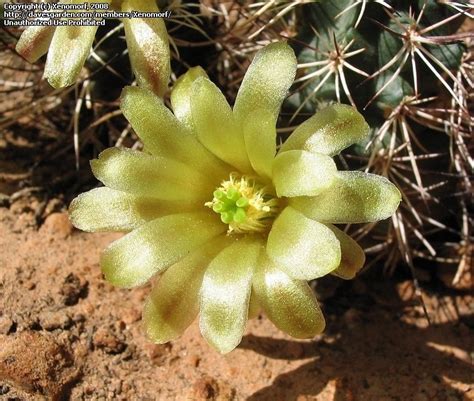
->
199;237;262;353
242;110;275;180
69;187;197;232
191;77;252;173
170;66;208;131
272;150;337;197
121;0;170;96
280;104;370;156
253;255;325;338
248;291;260;319
327;225;366;280
234;42;296;124
290;171;402;224
44;26;98;88
90;147;213;202
143;235;232;344
16;26;55;63
233;42;297;178
101;211;226;288
120;86;229;181
267;207;341;280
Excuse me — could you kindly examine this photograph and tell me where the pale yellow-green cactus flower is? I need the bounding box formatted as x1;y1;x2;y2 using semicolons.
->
69;42;401;353
16;0;170;95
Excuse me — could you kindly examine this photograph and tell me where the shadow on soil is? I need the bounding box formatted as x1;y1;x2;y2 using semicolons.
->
242;312;472;401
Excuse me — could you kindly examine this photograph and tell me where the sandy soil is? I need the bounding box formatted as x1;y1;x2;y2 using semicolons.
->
0;202;472;401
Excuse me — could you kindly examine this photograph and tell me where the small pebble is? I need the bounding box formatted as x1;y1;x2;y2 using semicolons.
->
191;376;218;401
0;316;14;335
93;327;126;354
121;308;141;325
60;273;87;306
145;343;172;362
38;311;72;331
40;212;73;239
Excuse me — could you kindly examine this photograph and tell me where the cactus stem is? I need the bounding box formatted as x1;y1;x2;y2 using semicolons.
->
293;37;369;120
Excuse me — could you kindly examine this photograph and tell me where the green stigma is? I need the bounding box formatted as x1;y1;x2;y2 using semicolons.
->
206;173;279;234
211;188;249;224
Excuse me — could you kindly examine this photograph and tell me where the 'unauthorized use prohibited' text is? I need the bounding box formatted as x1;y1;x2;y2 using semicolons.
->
3;2;171;27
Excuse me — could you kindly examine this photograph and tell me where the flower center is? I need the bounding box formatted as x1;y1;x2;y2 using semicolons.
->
205;173;279;234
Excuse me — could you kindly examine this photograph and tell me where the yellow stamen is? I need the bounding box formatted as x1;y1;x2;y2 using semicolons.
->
205;173;279;234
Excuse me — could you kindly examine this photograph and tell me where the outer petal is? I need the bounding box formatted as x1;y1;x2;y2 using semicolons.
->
233;42;297;178
191;77;252;173
16;26;55;63
290;171;402;224
280;104;370;156
199;237;262;354
272;150;337;197
267;207;341;280
122;0;170;96
90;147;213;202
170;66;208;131
143;235;232;344
253;255;325;338
327;225;366;279
101;211;226;288
44;24;99;88
120;86;229;181
69;187;197;232
234;42;297;124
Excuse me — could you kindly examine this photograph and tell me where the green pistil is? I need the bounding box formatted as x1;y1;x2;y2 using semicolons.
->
212;189;250;224
206;173;279;234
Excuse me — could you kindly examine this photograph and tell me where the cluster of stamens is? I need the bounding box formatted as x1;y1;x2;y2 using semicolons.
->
205;173;279;234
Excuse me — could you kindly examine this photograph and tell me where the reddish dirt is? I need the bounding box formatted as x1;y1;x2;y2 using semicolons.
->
0;203;472;401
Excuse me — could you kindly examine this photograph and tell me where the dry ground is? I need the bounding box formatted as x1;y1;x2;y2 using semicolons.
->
0;203;472;401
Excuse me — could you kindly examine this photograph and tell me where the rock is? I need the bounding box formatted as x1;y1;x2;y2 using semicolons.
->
121;308;141;325
0;331;80;401
0;316;14;335
38;311;72;331
40;212;73;239
192;377;218;400
93;327;126;354
60;273;88;306
145;343;172;363
189;376;236;401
